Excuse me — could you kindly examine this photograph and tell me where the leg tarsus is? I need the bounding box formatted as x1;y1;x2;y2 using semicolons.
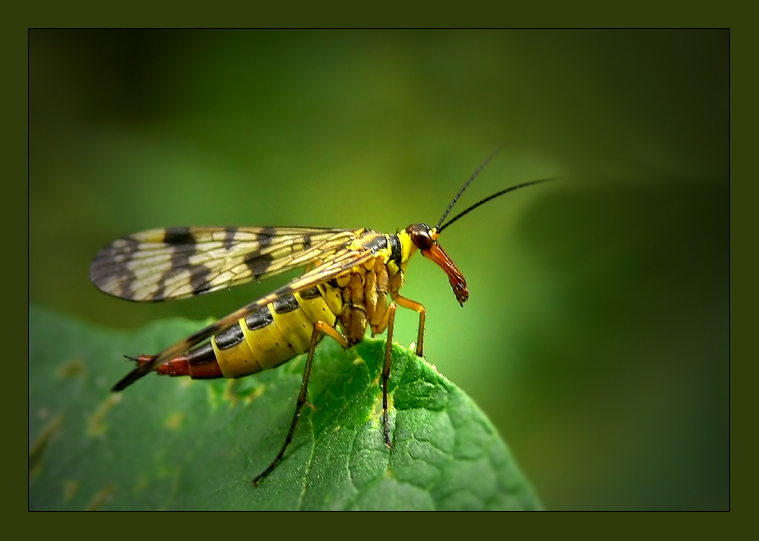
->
382;304;397;448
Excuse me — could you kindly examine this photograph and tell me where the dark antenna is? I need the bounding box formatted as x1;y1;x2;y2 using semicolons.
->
438;177;557;233
435;146;505;231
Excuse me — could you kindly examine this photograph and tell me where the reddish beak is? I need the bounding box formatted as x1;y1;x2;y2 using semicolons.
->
422;242;469;306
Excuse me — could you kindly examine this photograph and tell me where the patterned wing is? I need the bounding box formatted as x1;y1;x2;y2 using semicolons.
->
90;226;362;302
110;241;380;391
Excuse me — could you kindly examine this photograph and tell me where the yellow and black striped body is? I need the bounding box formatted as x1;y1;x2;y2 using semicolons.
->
120;229;419;382
158;286;339;380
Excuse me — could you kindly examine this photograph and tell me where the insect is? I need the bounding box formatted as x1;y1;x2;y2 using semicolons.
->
89;151;555;485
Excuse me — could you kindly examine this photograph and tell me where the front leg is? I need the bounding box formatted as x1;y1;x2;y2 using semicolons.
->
390;292;426;357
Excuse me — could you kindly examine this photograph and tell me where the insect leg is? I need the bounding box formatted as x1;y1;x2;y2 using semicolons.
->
390;293;427;357
374;296;425;447
382;303;397;447
251;320;349;486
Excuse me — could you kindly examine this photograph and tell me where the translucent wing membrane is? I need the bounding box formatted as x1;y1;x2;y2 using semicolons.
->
90;226;360;302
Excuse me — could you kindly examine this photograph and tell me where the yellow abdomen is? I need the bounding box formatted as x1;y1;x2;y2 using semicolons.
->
210;286;340;378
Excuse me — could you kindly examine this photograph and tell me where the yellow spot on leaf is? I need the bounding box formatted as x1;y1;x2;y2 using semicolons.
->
245;385;266;404
165;412;184;430
86;484;114;511
58;358;85;377
87;394;122;437
63;480;79;501
224;379;241;405
29;414;64;479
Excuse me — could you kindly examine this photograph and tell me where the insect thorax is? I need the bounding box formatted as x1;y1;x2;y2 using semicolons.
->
330;231;407;344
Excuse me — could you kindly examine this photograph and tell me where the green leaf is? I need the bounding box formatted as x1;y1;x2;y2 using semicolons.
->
29;305;542;510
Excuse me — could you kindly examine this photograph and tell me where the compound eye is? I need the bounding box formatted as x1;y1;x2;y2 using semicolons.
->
409;223;434;250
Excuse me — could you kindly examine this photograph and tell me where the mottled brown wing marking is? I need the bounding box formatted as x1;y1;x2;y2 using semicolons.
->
163;227;196;245
89;236;142;300
222;226;238;251
153;229;210;300
90;227;361;302
244;253;275;279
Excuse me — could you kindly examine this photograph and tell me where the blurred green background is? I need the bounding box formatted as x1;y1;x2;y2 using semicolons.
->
29;30;728;510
